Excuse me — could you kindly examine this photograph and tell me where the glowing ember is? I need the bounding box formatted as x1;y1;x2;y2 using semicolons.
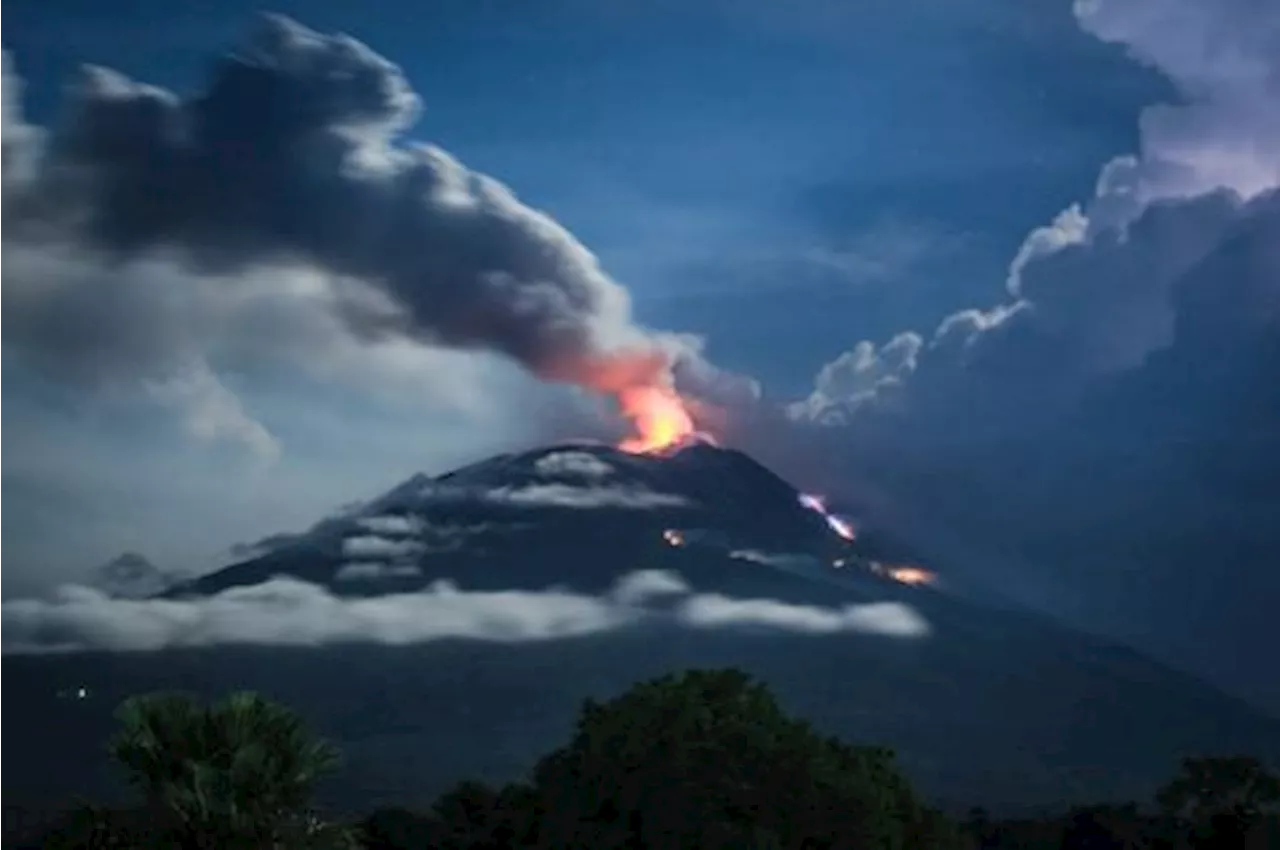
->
798;493;858;541
870;561;936;586
663;529;685;547
617;385;696;454
888;566;935;586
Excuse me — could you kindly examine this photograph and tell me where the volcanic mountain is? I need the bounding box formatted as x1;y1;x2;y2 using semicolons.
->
176;440;879;600
6;442;1280;825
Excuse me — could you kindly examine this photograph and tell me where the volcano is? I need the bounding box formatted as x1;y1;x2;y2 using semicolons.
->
174;441;878;600
6;442;1280;826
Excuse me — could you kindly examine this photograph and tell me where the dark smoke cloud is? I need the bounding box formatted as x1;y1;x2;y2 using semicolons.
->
2;14;688;396
773;0;1280;711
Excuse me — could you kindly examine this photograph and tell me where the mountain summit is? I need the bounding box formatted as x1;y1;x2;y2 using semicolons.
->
177;441;878;599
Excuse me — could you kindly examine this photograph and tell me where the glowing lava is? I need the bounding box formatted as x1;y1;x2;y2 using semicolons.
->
889;566;935;586
870;561;937;586
617;385;696;454
798;493;858;541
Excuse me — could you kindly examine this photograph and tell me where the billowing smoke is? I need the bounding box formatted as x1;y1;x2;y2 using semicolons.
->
1;570;929;653
1;14;704;421
792;0;1279;434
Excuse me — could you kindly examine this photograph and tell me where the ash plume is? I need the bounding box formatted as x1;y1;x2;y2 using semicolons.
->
2;15;691;399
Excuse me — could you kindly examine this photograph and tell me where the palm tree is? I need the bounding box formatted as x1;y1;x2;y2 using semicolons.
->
109;690;355;849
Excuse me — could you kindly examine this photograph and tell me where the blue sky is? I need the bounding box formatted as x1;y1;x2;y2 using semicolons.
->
6;0;1165;396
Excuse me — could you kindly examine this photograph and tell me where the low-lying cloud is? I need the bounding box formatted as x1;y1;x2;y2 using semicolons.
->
354;515;423;536
482;483;690;510
1;570;930;653
333;562;424;582
680;595;928;637
341;535;427;560
532;450;615;480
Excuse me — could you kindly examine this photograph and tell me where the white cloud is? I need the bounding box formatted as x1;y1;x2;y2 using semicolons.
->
1075;0;1280;208
483;483;690;510
0;570;930;653
796;0;1280;424
612;569;693;605
789;333;922;424
355;515;423;536
676;595;930;637
341;535;427;560
333;562;424;582
533;451;614;480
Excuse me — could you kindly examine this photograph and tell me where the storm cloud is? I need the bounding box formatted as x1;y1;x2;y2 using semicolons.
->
773;0;1280;710
1;570;930;653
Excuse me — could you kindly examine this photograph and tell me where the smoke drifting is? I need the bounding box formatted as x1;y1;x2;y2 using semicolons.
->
1;15;695;412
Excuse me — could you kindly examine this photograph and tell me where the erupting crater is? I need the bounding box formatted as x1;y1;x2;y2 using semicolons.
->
616;385;716;455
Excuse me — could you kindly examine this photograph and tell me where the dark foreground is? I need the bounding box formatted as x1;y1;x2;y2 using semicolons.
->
8;668;1280;849
7;621;1280;832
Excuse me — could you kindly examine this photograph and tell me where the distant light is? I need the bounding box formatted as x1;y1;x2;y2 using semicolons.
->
76;687;88;699
663;529;685;547
833;558;846;569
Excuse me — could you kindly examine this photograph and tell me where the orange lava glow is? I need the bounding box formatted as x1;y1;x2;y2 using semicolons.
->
798;493;858;541
870;561;936;586
889;566;934;586
617;385;696;454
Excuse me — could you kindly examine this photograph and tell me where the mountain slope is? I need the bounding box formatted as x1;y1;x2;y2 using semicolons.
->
5;442;1280;821
175;441;866;599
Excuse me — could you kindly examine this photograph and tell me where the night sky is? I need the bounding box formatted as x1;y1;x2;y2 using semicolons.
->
3;0;1278;712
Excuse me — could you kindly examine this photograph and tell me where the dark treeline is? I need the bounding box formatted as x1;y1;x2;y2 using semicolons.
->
22;668;1280;849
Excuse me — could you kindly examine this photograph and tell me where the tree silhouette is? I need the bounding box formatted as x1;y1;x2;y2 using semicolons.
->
108;690;355;849
1060;803;1146;850
525;667;964;850
1156;756;1280;849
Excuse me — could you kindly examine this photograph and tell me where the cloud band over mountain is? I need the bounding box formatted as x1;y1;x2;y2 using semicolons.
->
1;570;930;653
